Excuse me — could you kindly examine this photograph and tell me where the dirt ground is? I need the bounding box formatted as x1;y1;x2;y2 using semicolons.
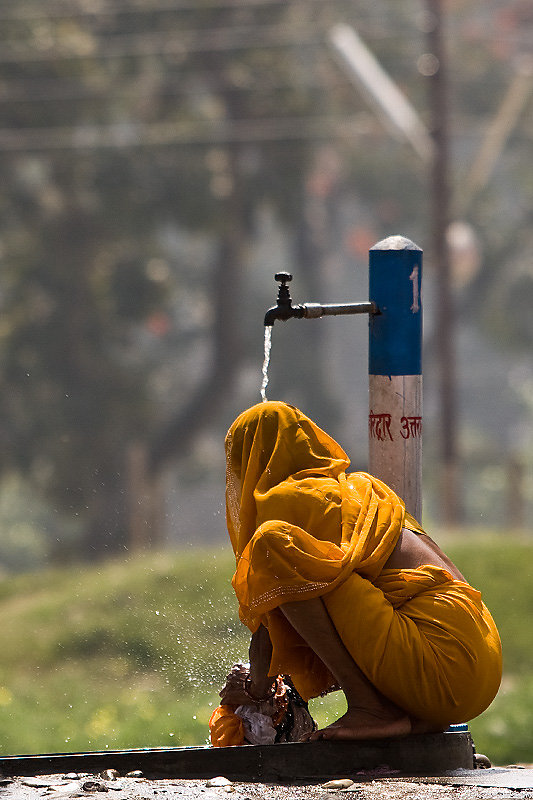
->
3;769;533;800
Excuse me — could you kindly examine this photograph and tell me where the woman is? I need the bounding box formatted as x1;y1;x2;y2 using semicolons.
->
212;401;501;743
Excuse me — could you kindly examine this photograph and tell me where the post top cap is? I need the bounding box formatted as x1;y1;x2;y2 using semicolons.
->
370;235;422;252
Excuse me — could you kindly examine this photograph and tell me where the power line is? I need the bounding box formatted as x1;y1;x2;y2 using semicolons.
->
0;22;530;67
0;113;375;152
0;66;523;106
0;77;339;104
0;113;528;154
0;0;354;22
0;25;325;64
0;56;351;103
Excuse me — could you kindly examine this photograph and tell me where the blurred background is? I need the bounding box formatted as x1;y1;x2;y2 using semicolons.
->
0;0;533;764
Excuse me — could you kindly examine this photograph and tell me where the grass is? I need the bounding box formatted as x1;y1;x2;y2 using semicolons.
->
0;533;531;764
442;532;533;764
0;549;248;754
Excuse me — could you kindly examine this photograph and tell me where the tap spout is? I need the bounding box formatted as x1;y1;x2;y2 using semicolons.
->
264;303;305;326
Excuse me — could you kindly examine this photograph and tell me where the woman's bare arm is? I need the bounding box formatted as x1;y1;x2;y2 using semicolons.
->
218;624;274;706
248;624;274;697
384;528;467;582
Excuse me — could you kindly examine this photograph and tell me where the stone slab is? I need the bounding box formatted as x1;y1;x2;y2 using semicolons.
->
412;767;533;790
0;732;474;781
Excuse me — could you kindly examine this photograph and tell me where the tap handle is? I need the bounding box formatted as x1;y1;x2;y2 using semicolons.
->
274;272;293;307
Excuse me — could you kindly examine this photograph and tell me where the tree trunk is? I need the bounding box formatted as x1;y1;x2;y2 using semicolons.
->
148;150;246;473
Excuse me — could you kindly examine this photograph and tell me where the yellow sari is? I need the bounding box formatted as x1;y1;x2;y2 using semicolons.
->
225;401;501;727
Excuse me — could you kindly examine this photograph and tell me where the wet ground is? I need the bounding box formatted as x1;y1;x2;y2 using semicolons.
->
3;768;533;800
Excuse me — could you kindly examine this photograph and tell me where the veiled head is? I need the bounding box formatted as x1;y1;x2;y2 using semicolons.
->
225;401;349;557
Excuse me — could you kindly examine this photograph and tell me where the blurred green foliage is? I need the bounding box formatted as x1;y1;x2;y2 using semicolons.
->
0;548;247;753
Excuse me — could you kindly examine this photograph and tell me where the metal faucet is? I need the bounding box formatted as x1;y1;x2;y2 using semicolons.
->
264;272;378;326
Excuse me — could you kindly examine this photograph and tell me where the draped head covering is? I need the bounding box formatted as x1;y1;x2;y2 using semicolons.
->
225;401;349;559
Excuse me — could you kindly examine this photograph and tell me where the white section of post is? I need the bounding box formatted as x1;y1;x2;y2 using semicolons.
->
369;375;423;522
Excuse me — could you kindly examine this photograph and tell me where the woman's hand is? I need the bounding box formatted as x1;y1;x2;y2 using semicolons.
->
219;663;253;706
218;663;275;706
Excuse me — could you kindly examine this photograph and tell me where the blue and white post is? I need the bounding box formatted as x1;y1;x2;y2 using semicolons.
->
368;236;423;522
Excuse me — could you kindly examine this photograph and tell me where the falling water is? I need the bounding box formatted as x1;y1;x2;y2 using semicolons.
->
260;325;273;402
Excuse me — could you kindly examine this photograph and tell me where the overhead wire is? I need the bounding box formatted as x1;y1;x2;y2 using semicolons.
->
0;69;523;105
0;2;530;152
0;112;526;154
0;6;408;151
0;22;529;66
0;114;376;152
0;77;343;103
0;0;357;22
0;0;510;22
0;25;326;64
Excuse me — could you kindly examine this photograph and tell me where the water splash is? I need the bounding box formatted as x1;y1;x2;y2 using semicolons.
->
260;325;273;402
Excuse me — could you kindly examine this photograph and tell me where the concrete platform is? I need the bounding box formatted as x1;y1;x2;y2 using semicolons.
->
0;732;474;781
413;768;533;791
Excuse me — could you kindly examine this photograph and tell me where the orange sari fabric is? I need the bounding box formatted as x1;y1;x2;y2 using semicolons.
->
225;401;501;725
209;705;244;747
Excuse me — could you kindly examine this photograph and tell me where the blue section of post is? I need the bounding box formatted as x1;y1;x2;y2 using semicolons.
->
369;236;422;377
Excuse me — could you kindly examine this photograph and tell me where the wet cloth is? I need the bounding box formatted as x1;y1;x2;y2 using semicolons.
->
208;703;278;747
209;674;316;746
224;401;502;728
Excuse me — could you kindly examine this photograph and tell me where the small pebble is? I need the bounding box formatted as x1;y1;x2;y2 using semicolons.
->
474;753;492;769
20;777;56;787
125;770;144;778
64;773;80;780
100;769;120;780
81;780;108;793
206;776;233;787
53;781;84;794
321;779;354;790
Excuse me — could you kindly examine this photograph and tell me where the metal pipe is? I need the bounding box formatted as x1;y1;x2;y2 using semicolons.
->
302;301;378;318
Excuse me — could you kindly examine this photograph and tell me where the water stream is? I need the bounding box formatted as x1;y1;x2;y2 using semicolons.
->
260;325;273;402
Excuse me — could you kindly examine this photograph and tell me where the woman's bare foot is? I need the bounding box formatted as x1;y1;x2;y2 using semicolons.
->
303;707;412;742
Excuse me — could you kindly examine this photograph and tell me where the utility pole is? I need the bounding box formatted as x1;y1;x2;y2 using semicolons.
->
426;0;460;524
329;10;461;524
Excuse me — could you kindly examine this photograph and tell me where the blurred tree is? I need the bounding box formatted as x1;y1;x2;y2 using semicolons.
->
0;153;168;556
0;0;531;561
0;0;337;557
